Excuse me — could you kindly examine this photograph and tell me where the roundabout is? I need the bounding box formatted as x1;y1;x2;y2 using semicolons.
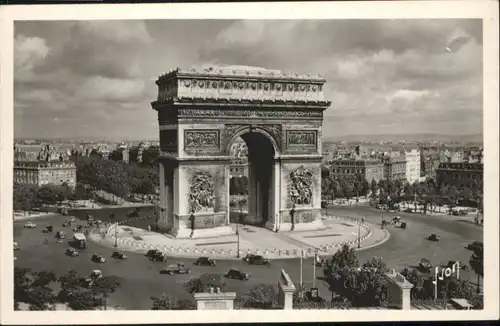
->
13;205;482;310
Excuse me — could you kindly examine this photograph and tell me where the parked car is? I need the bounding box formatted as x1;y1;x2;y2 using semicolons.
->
65;248;79;257
400;222;407;229
244;254;270;265
428;233;440;242
160;263;191;275
225;269;250;280
24;222;36;228
419;258;432;273
151;252;167;262
112;251;127;260
146;249;159;258
466;241;483;251
91;254;106;263
404;208;413;213
194;257;216;266
13;242;20;250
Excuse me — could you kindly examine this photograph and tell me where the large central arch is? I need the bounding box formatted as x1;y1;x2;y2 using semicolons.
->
152;66;331;238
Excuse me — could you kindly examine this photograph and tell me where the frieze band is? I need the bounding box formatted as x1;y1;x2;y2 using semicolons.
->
184;130;220;149
177;108;323;118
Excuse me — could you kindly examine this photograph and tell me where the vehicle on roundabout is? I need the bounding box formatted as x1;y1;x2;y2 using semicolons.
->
91;253;106;263
321;200;328;209
418;258;432;273
404;208;413;213
160;263;191;275
466;241;483;251
151;252;168;262
65;248;79;257
243;254;271;265
392;216;401;224
62;221;72;227
428;233;440;242
146;249;159;257
56;230;66;239
24;222;36;228
112;251;128;260
315;255;325;267
194;256;216;266
13;242;20;250
83;270;103;288
225;269;250;280
400;222;407;229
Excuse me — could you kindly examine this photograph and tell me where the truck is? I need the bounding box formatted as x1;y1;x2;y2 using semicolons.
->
72;233;87;249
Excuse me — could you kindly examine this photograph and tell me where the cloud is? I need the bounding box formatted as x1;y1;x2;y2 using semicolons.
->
13;19;483;140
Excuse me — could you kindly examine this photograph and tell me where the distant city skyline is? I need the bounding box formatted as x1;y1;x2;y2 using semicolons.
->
14;19;483;140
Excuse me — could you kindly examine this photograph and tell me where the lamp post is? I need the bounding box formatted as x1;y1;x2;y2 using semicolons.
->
114;223;118;248
290;203;296;231
357;218;361;249
236;200;242;258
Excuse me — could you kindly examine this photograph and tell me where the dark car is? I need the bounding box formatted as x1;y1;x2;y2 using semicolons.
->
245;254;270;265
400;222;407;229
467;241;483;252
65;248;79;257
404;208;413;213
112;251;127;260
428;233;440;242
151;252;167;262
447;260;468;270
225;269;250;280
62;221;71;227
195;257;216;266
146;249;159;258
321;201;328;209
91;254;106;263
43;225;54;233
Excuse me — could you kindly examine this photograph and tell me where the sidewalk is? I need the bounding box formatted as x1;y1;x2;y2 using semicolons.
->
90;215;390;260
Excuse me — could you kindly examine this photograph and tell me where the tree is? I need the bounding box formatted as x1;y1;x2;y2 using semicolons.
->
400;268;426;299
370;179;378;199
68;290;95;310
323;244;359;300
184;273;226;294
362;256;388;273
469;246;484;293
150;294;195;310
92;275;121;310
14;267;56;310
238;284;280;309
58;270;83;302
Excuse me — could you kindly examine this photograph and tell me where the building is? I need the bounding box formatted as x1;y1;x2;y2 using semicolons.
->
436;162;483;190
329;159;384;183
404;149;421;184
14;160;77;187
382;155;407;182
109;148;130;163
420;146;441;180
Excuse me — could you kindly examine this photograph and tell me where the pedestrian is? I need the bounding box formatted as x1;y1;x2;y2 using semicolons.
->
148;225;151;232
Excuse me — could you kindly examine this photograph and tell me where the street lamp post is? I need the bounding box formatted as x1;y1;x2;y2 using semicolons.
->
236;200;242;258
357;218;361;249
114;224;118;248
290;203;296;231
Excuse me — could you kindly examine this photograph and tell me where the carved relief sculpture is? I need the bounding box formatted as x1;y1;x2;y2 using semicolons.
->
185;130;219;148
189;171;215;213
288;167;314;205
287;131;317;147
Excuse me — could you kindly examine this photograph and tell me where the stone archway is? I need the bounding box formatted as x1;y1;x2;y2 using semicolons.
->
152;65;331;238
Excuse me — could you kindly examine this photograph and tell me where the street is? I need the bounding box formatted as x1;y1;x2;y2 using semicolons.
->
13;205;482;310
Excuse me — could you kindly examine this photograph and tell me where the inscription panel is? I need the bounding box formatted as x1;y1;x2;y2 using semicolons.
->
203;301;228;310
159;130;177;152
178;108;323;119
184;130;220;149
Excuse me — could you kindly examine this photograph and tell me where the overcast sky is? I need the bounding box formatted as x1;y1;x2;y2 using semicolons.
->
14;19;483;140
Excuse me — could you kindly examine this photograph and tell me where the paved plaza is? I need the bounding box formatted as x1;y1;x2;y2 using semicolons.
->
90;215;389;259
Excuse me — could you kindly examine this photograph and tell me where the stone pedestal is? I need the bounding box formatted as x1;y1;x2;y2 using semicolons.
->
278;269;296;310
386;270;414;310
194;291;237;310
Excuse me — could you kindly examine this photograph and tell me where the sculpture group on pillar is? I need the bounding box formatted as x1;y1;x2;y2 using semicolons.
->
288;167;313;206
189;171;215;213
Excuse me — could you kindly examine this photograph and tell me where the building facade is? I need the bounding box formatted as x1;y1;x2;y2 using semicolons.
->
420;146;441;180
383;155;407;182
436;162;483;190
14;161;77;187
404;149;421;184
329;159;384;183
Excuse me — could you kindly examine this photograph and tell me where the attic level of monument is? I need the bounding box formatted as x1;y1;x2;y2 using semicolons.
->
151;66;331;110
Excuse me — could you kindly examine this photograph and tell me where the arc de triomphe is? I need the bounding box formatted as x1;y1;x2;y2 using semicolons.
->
151;66;331;238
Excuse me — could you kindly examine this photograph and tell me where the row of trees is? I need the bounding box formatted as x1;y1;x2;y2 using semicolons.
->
14;267;121;311
72;155;158;200
321;169;370;199
13;183;93;212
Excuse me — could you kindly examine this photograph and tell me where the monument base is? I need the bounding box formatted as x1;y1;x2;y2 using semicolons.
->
168;225;234;239
279;219;326;232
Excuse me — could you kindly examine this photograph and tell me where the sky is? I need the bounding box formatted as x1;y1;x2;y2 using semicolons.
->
14;19;483;140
